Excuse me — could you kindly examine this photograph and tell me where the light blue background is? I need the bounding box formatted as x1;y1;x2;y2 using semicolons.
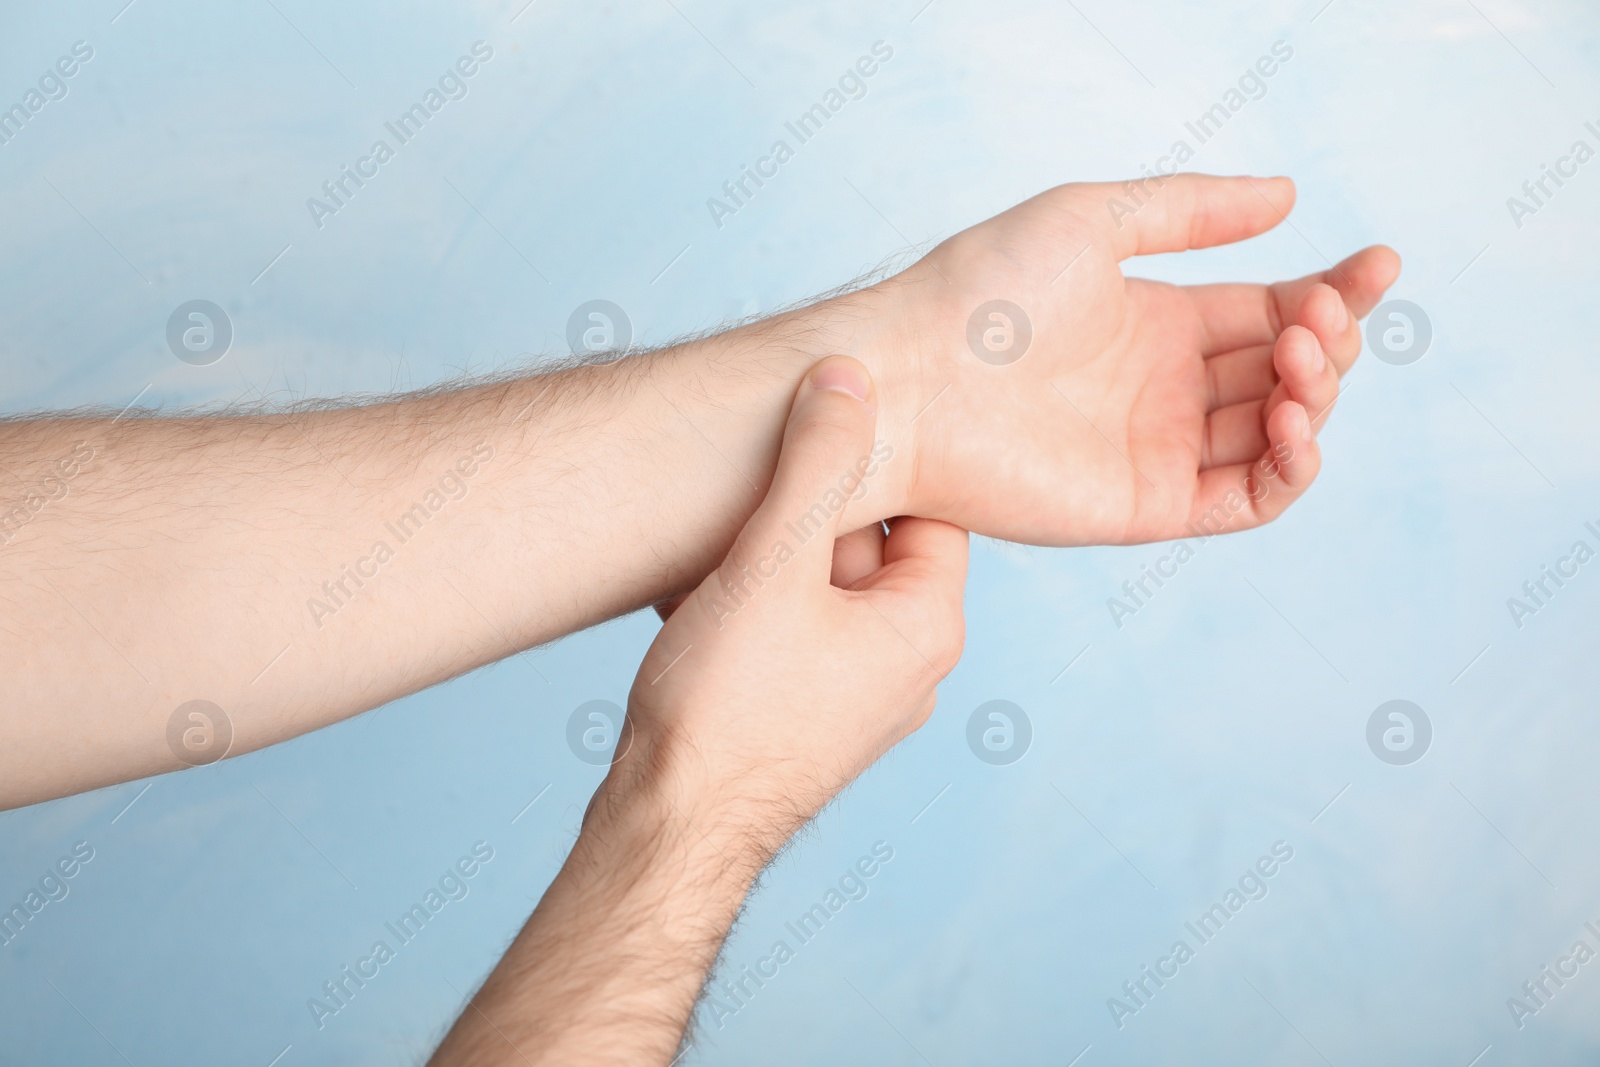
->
3;0;1599;1063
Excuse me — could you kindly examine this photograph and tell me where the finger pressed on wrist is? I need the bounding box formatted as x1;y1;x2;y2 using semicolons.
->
807;355;873;403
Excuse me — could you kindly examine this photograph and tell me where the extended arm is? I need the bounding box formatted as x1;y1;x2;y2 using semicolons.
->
0;173;1399;808
0;312;861;807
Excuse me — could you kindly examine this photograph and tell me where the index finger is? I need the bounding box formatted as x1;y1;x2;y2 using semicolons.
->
1190;244;1402;356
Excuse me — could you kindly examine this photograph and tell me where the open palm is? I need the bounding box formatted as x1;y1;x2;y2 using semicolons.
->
882;174;1399;547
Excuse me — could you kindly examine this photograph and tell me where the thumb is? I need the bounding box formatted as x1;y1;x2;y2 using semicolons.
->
1072;173;1294;259
721;356;879;592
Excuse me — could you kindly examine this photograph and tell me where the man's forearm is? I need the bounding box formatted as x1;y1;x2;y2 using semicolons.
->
0;288;907;807
1;174;1391;808
428;352;966;1066
429;764;763;1066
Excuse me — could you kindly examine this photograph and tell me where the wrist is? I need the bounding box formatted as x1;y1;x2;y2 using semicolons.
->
590;745;774;892
653;276;930;529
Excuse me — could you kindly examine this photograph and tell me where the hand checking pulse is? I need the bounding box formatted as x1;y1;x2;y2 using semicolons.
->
430;357;967;1066
0;172;1395;808
0;169;1401;1062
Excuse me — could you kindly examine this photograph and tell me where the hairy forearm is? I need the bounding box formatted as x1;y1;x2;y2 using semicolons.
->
0;287;912;807
429;764;763;1066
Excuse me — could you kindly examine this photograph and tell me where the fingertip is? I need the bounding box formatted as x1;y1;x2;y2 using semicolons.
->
885;516;970;560
785;354;879;458
1268;401;1319;489
1293;283;1353;352
831;523;887;590
1256;174;1296;211
1266;397;1310;449
1275;323;1325;380
880;517;971;602
1332;245;1402;320
1368;244;1402;290
807;355;874;407
739;355;884;588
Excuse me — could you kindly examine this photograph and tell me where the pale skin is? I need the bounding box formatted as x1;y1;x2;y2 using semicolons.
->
0;172;1397;1055
0;173;1395;809
430;358;968;1065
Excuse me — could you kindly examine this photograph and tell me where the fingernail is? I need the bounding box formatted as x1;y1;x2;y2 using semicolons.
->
809;358;870;402
1333;295;1349;332
1311;336;1326;374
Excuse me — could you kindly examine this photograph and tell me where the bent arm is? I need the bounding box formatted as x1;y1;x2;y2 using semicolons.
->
0;300;893;808
428;353;965;1067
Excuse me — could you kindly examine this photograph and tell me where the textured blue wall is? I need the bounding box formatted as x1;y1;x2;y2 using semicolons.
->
2;1;1598;1063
